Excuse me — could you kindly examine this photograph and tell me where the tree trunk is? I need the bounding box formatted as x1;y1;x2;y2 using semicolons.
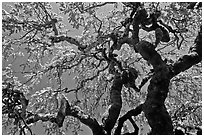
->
133;40;174;134
143;74;173;134
134;25;201;134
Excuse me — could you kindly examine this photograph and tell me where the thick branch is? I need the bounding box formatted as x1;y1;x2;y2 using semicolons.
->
132;9;148;43
114;104;143;135
26;113;56;125
171;27;202;77
103;74;123;134
49;35;87;50
132;37;173;135
125;117;139;135
26;95;105;135
135;41;173;134
134;40;166;70
58;95;105;135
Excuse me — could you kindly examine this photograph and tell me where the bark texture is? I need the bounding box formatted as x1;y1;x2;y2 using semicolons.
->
4;3;201;135
132;26;202;134
103;75;123;134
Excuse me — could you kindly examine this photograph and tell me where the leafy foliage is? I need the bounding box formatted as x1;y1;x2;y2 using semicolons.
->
2;2;202;135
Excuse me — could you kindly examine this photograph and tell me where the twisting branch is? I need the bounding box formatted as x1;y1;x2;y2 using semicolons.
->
25;95;105;135
56;95;105;134
130;7;175;134
114;104;143;135
49;35;87;50
26;113;56;125
102;66;140;134
170;26;202;78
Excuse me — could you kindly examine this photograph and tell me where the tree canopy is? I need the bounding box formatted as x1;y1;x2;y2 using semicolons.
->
2;2;202;135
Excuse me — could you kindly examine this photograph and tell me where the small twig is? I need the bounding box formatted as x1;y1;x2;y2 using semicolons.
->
93;14;102;34
19;29;35;39
83;2;115;12
65;65;108;93
39;2;52;20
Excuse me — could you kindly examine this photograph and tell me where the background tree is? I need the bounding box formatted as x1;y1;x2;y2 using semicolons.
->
2;2;202;135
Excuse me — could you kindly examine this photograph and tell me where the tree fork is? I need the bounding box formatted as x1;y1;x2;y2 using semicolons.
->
134;41;174;134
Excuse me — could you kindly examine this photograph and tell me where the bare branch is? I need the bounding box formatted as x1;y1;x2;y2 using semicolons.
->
49;35;87;50
58;95;105;134
171;26;202;77
65;65;108;93
83;2;115;12
26;113;57;125
25;95;105;134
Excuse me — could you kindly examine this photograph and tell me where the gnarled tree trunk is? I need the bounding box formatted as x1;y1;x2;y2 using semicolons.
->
133;26;202;134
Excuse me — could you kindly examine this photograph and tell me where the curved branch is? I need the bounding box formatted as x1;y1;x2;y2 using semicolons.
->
102;74;124;134
124;117;139;135
134;41;166;70
114;104;143;135
49;35;87;50
26;96;105;135
170;26;202;78
26;113;57;125
59;95;105;135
